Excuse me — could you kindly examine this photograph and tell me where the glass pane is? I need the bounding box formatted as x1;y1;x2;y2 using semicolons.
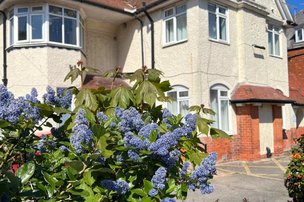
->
49;5;62;15
220;100;229;132
210;90;219;128
64;18;77;45
32;6;43;12
64;8;77;18
268;24;273;30
208;13;217;39
268;31;273;54
297;29;303;41
179;91;188;97
18;16;27;41
10;18;14;45
177;14;187;41
165;9;173;18
179;100;189;117
176;4;186;14
219;7;226;14
18;8;28;13
49;15;62;43
219;17;226;40
165;19;174;43
275;34;280;56
220;91;228;97
31;15;43;40
208;4;216;13
167;91;178;115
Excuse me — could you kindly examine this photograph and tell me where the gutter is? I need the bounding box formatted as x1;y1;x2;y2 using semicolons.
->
230;99;294;104
0;10;7;86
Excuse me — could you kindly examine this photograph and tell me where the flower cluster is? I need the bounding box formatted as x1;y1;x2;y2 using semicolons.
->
0;85;41;124
70;109;93;153
190;152;217;194
43;86;72;109
285;135;304;200
149;167;167;197
117;107;144;133
100;179;129;195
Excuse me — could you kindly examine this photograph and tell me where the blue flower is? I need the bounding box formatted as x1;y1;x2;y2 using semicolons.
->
151;167;167;191
97;112;108;122
128;150;140;162
59;145;68;152
43;86;72;109
163;149;181;169
184;113;197;130
180;162;190;176
70;109;93;153
118;107;144;133
149;188;158;197
161;198;176;202
101;179;129;195
139;123;159;139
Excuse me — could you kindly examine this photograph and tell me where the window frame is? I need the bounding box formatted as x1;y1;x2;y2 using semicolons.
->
295;28;304;43
162;4;187;46
166;85;189;116
208;3;229;43
8;3;84;49
267;24;281;57
210;84;231;133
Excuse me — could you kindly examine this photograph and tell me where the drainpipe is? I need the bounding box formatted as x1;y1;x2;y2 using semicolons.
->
0;10;7;86
142;2;155;69
135;16;145;67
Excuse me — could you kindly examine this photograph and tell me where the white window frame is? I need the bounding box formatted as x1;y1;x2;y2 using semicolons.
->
295;28;304;43
166;85;189;116
210;84;231;133
208;3;229;43
268;24;281;57
8;3;84;49
162;4;187;46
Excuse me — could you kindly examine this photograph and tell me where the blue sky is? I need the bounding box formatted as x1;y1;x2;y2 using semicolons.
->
287;0;304;15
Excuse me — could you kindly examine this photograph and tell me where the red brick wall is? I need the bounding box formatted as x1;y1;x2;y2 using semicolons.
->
284;127;304;150
288;48;304;94
273;106;283;155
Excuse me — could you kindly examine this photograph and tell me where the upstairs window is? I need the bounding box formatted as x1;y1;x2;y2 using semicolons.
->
167;85;189;116
210;85;230;133
163;4;187;45
295;28;304;43
9;4;84;48
208;3;228;42
268;24;280;56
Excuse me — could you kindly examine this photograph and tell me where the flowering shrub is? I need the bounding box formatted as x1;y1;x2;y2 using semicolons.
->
0;66;225;201
285;135;304;201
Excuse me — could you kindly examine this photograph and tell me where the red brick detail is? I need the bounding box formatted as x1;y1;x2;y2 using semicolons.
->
236;105;260;161
272;106;283;155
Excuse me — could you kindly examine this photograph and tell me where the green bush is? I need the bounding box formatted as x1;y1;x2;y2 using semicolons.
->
0;66;226;201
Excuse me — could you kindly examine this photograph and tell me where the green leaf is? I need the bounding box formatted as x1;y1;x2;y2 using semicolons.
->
142;196;153;202
147;69;162;83
132;188;147;197
149;129;158;143
109;87;134;108
64;67;81;83
188;150;208;166
75;89;98;111
210;128;231;139
197;117;209;135
0;120;10;128
53;107;70;114
189;105;201;113
84;170;95;186
66;161;84;173
15;162;35;184
135;81;158;107
129;69;144;83
166;179;176;194
143;180;154;194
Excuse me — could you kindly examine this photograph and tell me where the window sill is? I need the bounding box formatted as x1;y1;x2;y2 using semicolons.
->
162;39;188;48
269;54;283;59
7;43;86;57
208;38;230;46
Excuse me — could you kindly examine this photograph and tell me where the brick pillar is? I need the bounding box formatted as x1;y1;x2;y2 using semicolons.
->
273;106;283;155
236;104;260;161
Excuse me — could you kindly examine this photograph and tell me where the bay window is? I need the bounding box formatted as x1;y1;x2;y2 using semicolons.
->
295;28;304;43
163;4;187;45
9;4;84;48
210;85;230;133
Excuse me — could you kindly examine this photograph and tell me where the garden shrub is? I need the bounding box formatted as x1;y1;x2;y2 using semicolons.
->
0;66;225;201
285;135;304;201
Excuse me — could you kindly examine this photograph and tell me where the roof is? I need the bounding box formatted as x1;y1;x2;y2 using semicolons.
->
231;84;293;104
289;89;304;106
82;75;130;90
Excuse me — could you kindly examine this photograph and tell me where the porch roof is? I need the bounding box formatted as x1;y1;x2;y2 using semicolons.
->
231;84;293;104
82;75;129;90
